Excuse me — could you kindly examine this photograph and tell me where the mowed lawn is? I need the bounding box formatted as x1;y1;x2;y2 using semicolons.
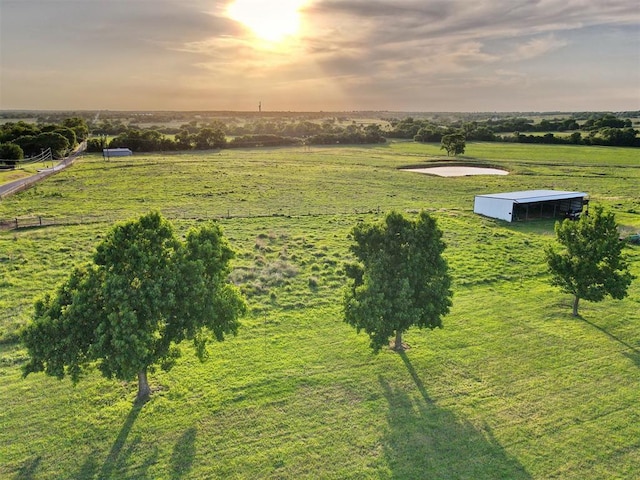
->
0;141;639;479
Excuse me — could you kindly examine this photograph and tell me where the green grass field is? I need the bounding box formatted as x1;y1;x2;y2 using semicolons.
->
1;141;639;479
0;164;44;185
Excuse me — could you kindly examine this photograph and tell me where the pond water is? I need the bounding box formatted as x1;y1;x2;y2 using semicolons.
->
404;166;508;177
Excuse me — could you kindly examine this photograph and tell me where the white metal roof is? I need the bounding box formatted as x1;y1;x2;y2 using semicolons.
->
475;190;588;203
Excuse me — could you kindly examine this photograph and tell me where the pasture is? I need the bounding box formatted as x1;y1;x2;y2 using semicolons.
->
0;141;639;479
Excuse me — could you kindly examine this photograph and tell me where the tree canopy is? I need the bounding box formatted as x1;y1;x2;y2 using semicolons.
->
62;116;89;141
0;142;24;162
440;133;466;156
343;211;452;352
21;212;246;402
545;205;634;316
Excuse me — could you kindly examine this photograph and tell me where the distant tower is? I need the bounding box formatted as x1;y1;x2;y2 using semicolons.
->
259;101;262;113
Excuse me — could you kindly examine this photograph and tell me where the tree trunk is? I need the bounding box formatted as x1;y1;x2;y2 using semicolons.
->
394;330;404;351
572;296;580;317
136;368;151;403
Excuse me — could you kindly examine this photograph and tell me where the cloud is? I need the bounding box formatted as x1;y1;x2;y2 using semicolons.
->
507;35;569;61
1;0;638;110
284;1;633;80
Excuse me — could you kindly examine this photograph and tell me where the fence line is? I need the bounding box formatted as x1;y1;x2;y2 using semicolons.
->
0;214;107;231
0;207;391;232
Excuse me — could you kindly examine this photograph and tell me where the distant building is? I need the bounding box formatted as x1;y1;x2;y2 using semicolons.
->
103;148;132;158
474;190;588;222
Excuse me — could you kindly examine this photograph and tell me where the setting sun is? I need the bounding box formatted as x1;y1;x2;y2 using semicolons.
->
227;0;307;43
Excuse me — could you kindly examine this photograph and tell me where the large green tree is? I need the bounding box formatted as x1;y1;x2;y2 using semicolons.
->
0;142;24;161
62;116;89;141
343;211;453;352
53;127;78;149
440;133;466;156
545;205;634;316
21;212;246;402
35;131;70;158
195;126;227;149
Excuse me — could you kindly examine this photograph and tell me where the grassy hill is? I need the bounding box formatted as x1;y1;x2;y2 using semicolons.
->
1;141;638;479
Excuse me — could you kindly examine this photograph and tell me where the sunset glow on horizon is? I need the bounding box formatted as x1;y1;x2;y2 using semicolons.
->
1;1;638;111
226;0;308;44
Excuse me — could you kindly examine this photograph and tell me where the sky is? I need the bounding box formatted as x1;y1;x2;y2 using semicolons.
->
1;0;639;112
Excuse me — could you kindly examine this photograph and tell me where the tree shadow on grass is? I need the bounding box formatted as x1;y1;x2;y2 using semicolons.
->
76;400;158;479
623;351;640;369
170;427;197;479
379;353;531;479
13;456;41;480
97;401;145;479
76;454;98;480
578;315;640;361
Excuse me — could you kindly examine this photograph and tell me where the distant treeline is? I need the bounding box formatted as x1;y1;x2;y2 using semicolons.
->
86;121;387;153
1;112;638;163
87;113;637;152
388;114;639;147
0;117;89;164
3;109;639;126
